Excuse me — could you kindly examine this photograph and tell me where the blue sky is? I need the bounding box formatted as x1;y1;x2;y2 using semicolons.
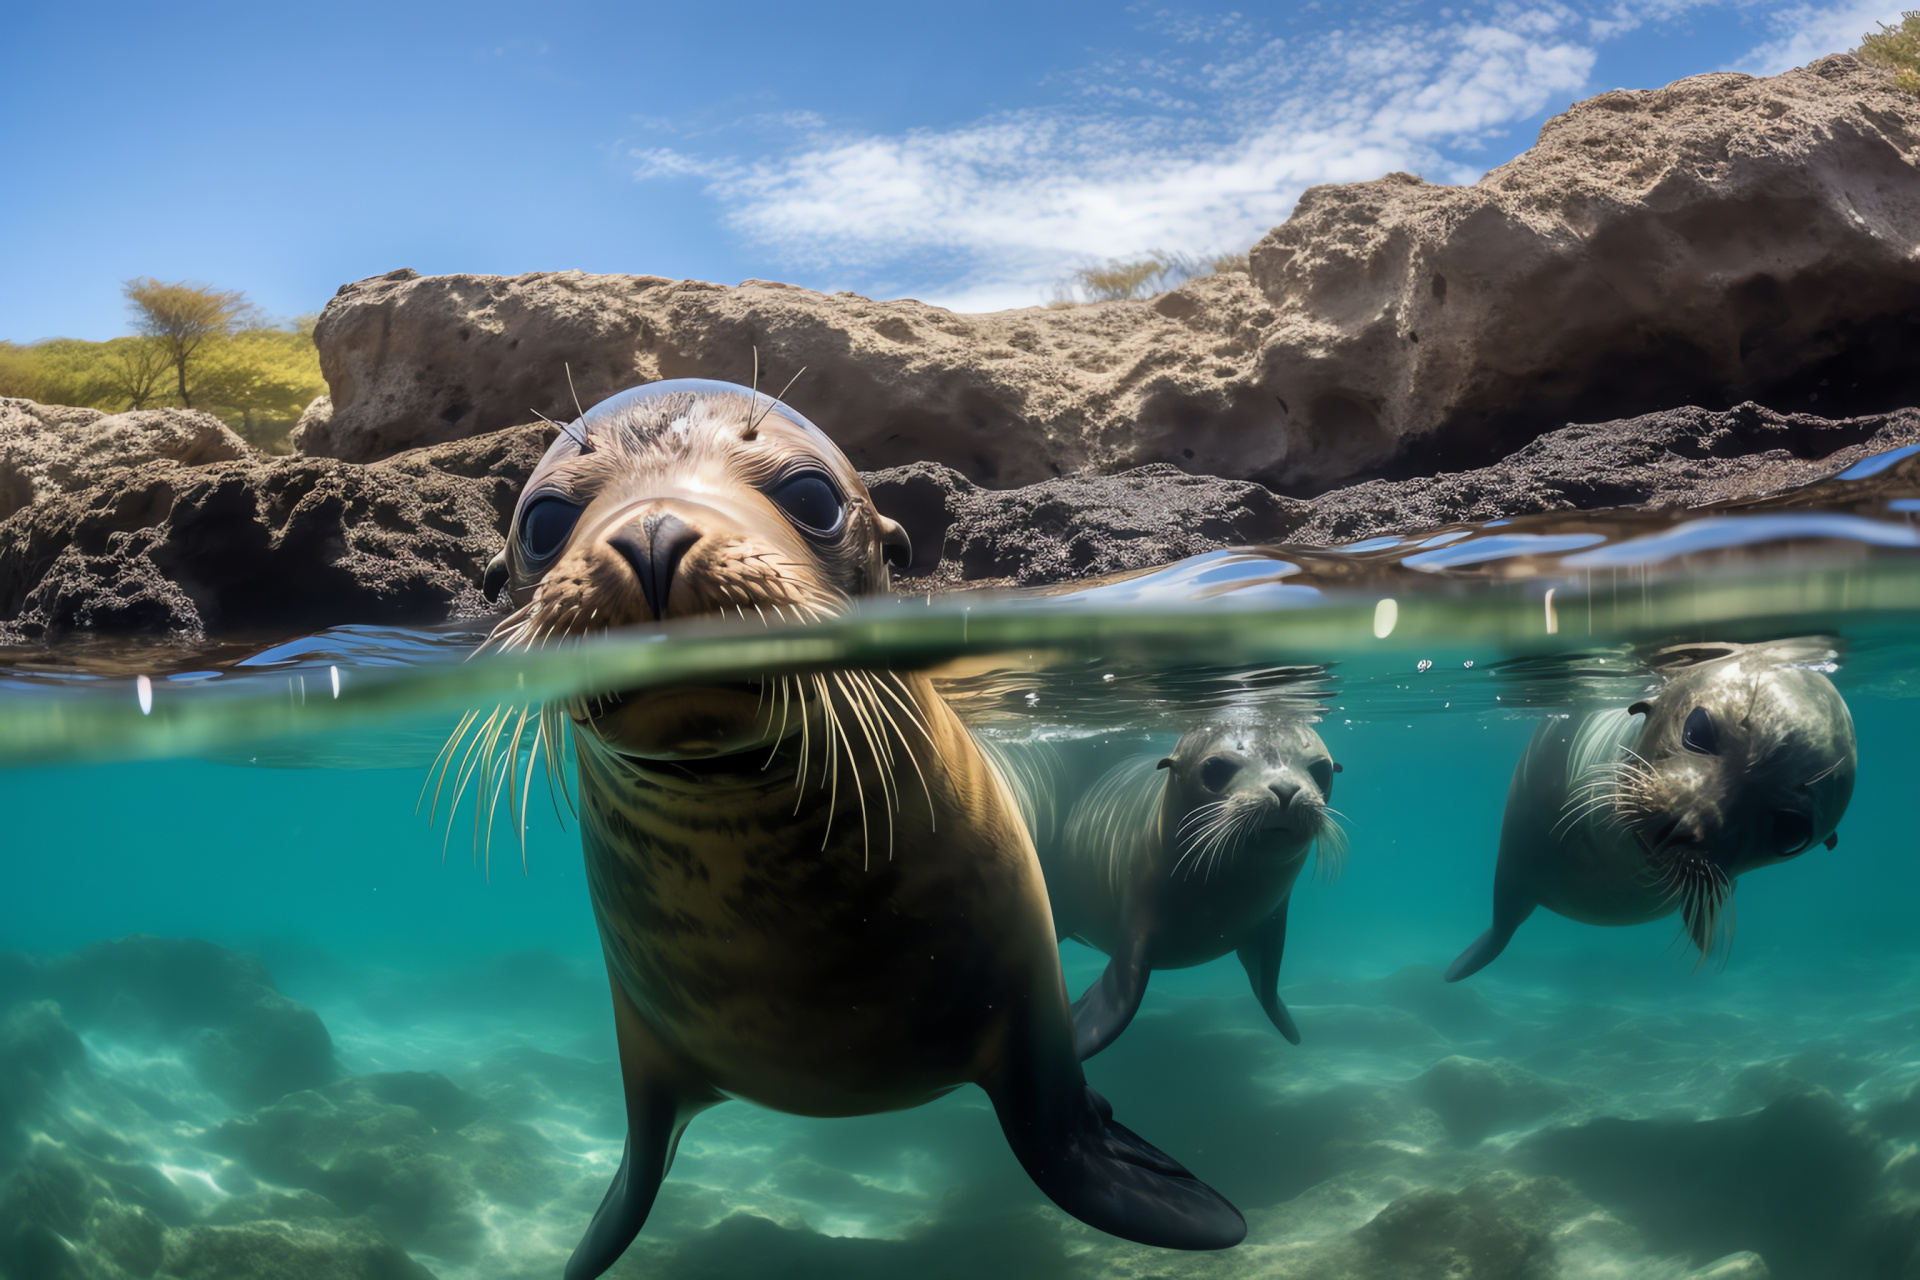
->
0;0;1896;341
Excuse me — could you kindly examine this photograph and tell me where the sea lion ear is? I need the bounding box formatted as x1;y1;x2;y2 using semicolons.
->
1825;831;1839;850
1332;762;1343;773
482;550;509;602
1627;700;1653;717
876;514;914;570
1156;757;1174;770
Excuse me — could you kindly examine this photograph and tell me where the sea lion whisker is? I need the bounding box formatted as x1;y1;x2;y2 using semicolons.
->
421;707;482;825
856;672;935;820
1314;813;1349;883
447;705;508;861
831;673;894;802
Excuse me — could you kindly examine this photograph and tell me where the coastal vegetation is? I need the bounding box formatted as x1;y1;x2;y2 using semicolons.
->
0;280;322;452
1054;249;1251;305
1859;12;1920;92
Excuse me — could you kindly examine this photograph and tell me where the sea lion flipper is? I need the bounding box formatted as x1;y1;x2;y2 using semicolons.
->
567;977;720;1280
1236;905;1301;1045
1069;941;1150;1060
1444;864;1536;983
986;1017;1245;1250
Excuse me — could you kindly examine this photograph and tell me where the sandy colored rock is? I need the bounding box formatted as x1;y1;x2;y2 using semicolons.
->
1251;54;1920;479
300;58;1920;493
0;399;251;521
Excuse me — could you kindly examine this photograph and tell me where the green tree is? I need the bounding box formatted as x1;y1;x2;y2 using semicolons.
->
100;335;170;410
1858;12;1920;92
123;278;251;408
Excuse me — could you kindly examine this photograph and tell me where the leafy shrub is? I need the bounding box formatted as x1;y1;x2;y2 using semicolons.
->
1857;12;1920;93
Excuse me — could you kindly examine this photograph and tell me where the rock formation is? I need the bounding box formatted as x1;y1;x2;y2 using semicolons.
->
0;416;551;641
0;401;250;523
297;56;1920;495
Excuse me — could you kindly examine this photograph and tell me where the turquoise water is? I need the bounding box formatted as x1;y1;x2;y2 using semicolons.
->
4;510;1920;1278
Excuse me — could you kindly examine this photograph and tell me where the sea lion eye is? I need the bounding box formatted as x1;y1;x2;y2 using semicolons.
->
769;471;847;537
1199;756;1239;792
1774;809;1813;855
520;495;583;564
1308;758;1335;795
1682;707;1719;755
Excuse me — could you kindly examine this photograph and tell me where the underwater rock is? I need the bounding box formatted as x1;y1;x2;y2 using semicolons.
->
0;1003;85;1155
1519;1089;1880;1276
217;1070;566;1260
0;937;337;1109
1412;1057;1574;1145
0;400;250;523
0;424;552;642
299;59;1920;492
1331;1172;1567;1280
158;1220;437;1280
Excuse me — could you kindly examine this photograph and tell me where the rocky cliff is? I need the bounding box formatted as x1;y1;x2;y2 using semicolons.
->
297;55;1920;495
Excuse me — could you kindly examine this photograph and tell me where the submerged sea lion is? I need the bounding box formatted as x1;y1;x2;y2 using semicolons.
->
468;380;1244;1278
1037;713;1345;1059
1445;640;1856;982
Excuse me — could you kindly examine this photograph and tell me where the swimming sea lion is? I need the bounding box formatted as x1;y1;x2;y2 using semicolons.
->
469;380;1245;1278
1035;712;1344;1059
1445;639;1856;981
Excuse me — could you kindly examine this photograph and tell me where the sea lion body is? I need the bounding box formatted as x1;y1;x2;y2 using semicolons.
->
1446;641;1857;981
579;680;1055;1118
478;381;1244;1278
1036;716;1340;1058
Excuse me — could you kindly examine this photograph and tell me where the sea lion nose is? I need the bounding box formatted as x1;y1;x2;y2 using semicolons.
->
609;512;702;620
1268;779;1300;809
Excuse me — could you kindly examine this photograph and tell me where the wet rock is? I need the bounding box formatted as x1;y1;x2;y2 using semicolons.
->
1286;402;1920;546
1520;1090;1879;1275
0;401;250;522
157;1221;437;1280
1412;1057;1573;1144
866;461;1303;585
0;425;552;642
301;61;1920;492
873;402;1920;586
3;937;337;1109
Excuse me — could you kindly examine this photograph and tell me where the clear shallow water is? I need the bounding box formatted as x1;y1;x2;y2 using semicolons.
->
5;497;1920;1279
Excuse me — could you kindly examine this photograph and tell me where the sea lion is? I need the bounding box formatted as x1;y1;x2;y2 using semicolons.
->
1034;712;1344;1059
466;380;1244;1278
1445;639;1856;981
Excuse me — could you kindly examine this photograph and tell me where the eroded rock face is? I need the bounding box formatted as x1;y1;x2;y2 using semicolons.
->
298;58;1920;493
0;400;251;523
0;421;553;642
1251;55;1920;478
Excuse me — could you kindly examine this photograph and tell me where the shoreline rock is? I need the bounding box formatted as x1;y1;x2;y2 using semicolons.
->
2;398;1916;641
297;57;1920;495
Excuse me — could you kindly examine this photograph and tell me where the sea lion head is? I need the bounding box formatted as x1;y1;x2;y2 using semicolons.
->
1157;712;1343;877
483;379;911;759
1619;642;1856;940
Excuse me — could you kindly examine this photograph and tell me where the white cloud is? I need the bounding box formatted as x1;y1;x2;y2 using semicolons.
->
1736;0;1901;73
631;7;1608;311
